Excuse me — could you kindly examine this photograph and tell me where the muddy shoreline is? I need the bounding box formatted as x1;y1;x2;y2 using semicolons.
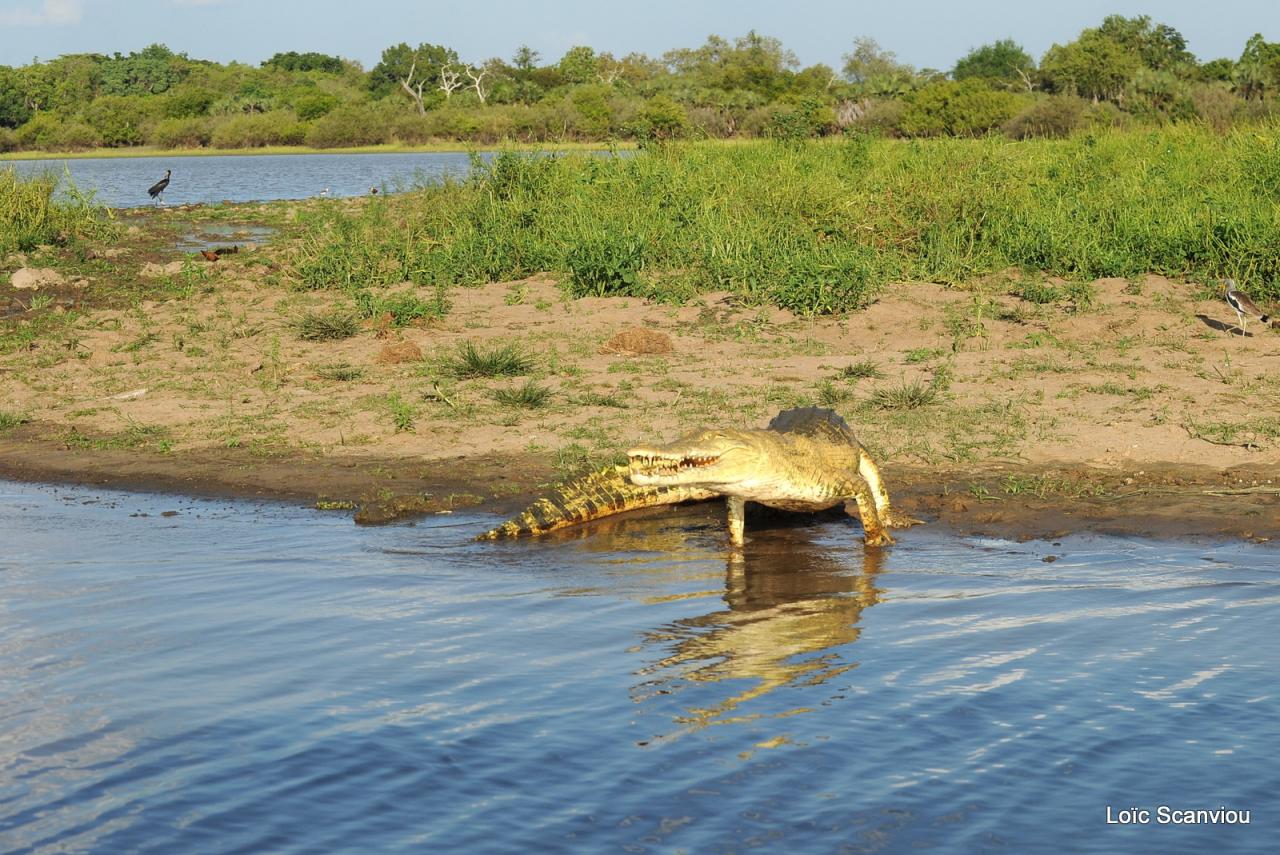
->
4;426;1276;543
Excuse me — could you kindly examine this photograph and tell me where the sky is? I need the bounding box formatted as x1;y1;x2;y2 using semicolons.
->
1;0;1279;71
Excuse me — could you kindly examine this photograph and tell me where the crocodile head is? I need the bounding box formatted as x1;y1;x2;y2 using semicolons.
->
627;428;766;491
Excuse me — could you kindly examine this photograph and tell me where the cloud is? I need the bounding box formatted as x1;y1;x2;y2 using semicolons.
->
0;0;83;26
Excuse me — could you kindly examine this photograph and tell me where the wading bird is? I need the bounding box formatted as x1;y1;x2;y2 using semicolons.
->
148;169;171;205
1224;279;1270;337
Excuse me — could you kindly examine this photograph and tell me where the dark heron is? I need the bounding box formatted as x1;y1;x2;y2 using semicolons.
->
1224;279;1270;337
148;169;171;205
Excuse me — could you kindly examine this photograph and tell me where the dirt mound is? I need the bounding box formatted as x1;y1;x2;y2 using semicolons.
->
599;327;673;355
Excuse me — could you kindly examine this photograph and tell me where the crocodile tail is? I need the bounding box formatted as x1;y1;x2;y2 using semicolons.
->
478;464;716;540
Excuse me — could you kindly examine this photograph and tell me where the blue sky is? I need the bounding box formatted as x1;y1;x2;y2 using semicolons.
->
1;0;1278;71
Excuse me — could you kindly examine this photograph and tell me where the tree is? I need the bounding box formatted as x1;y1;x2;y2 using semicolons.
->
0;66;32;128
369;42;458;100
558;46;598;85
1096;15;1194;72
262;51;345;74
512;44;540;72
1234;34;1280;99
1040;29;1140;102
842;37;913;85
952;39;1035;89
99;44;185;96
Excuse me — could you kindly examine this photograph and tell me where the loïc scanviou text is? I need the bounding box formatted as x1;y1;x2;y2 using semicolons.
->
1106;806;1251;825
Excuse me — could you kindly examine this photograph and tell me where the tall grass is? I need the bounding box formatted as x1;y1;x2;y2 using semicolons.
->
291;126;1280;313
0;168;116;255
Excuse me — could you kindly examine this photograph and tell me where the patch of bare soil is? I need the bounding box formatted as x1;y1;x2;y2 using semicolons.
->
3;259;1280;542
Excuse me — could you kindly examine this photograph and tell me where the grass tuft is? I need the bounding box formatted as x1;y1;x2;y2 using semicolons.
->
442;341;535;378
292;309;359;341
492;379;553;408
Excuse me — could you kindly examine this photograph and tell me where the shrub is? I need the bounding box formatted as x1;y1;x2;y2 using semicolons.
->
630;95;688;142
304;105;388;148
902;80;1023;137
210;111;306;148
82;95;153;147
291;308;360;341
150;117;212;148
15;115;102;151
160;87;216;119
293;92;339;121
1003;96;1084;139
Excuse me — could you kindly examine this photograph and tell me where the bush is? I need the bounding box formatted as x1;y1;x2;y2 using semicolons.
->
293;92;339;121
304;105;388;148
901;80;1023;137
1003;96;1084;139
210;111;306;148
161;87;216;119
0;128;15;152
0;169;116;254
149;117;212;148
82;95;153;147
630;95;688;142
15;115;102;151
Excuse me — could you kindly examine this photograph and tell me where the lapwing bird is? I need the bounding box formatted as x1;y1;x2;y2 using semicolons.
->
147;169;171;206
1224;279;1270;337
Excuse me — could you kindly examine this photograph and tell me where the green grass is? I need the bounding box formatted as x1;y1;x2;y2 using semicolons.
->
868;379;940;410
385;392;417;432
492;379;553;408
441;341;535;379
314;362;365;381
0;411;29;433
291;309;359;341
834;359;884;380
0;168;117;254
286;126;1280;314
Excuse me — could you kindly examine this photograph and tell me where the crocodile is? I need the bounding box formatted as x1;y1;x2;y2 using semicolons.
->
479;407;919;547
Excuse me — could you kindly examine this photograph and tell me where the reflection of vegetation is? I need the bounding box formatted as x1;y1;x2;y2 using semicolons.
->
634;533;885;737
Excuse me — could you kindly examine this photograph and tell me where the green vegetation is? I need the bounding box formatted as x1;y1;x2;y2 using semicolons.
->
290;308;359;341
3;17;1280;155
440;341;536;378
492;379;553;408
290;125;1280;314
0;169;115;253
0;410;29;433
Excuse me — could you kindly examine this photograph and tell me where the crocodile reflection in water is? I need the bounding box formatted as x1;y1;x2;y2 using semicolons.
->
516;505;887;736
633;520;886;737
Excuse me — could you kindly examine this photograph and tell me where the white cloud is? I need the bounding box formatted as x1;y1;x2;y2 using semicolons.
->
0;0;83;26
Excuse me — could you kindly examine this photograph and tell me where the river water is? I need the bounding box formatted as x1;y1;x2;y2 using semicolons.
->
4;151;506;207
1;479;1276;853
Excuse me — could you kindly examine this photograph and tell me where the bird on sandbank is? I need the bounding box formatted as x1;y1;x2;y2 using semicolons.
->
1223;279;1270;337
147;169;171;206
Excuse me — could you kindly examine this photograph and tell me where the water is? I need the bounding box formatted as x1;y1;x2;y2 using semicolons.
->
4;151;499;207
1;480;1276;853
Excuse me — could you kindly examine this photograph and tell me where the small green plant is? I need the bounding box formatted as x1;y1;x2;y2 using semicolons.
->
1014;281;1061;304
315;362;365;381
816;380;853;406
442;341;535;378
292;309;359;341
0;411;29;433
577;390;628;408
355;288;449;326
869;379;939;410
834;359;883;380
492;379;552;408
386;392;417;432
904;347;945;364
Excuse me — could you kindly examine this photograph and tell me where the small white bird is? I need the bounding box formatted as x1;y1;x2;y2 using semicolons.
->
1224;279;1270;337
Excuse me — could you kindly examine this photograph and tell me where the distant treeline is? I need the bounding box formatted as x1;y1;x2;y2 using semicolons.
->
3;15;1280;152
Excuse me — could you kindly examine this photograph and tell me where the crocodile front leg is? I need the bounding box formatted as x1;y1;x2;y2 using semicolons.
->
857;447;922;529
727;496;746;546
844;480;894;547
